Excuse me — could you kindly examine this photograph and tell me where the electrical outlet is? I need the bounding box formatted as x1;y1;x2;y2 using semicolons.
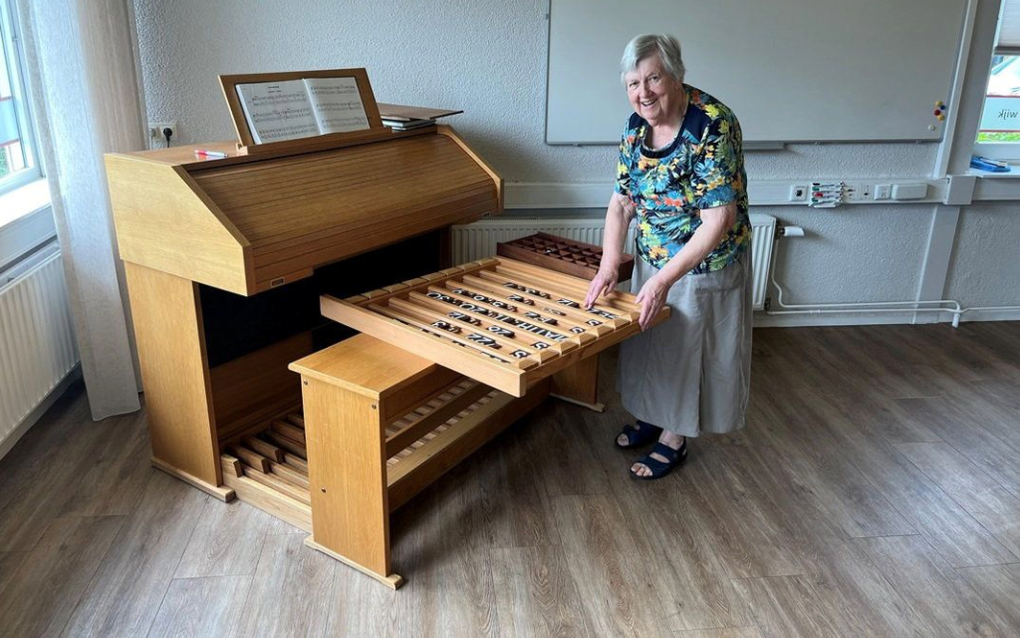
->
874;184;891;200
844;182;873;202
789;184;808;202
148;121;178;147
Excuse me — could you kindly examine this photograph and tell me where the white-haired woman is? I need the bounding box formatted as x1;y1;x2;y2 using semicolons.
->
584;34;753;480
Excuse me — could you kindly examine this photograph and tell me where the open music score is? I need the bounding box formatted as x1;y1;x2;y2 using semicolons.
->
220;68;387;155
235;76;370;143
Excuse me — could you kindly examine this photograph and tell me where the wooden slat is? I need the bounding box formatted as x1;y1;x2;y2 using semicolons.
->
385;297;559;364
345;259;497;307
321;295;529;397
220;454;243;478
387;380;550;511
322;293;530;396
271;420;306;445
404;290;576;356
472;270;630;329
264;431;307;459
268;461;311;489
229;446;270;473
377;365;462;425
460;273;619;334
221;472;311;533
385;382;492;456
283;453;308;471
241;436;284;463
242;467;311;505
436;283;594;346
286;414;304;428
368;302;537;370
495;259;641;316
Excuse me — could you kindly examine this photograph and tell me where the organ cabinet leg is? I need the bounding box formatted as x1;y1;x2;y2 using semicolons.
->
123;262;232;500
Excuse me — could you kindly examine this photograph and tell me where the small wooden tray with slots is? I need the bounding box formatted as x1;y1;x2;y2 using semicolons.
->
320;257;667;397
497;232;635;282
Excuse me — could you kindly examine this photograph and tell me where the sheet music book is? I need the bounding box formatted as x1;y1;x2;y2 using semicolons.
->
235;77;370;144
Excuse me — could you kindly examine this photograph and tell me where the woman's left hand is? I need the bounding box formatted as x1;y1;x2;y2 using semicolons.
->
635;273;672;331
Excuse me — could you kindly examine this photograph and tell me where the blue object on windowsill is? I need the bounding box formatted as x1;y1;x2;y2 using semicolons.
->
971;155;1012;172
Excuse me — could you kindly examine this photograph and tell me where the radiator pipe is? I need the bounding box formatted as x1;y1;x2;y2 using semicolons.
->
765;224;974;327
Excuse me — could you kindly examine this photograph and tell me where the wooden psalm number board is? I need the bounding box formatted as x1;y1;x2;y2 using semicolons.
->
319;257;669;397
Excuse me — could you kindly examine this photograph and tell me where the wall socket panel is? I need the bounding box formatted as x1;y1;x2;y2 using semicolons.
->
843;183;873;201
148;121;178;147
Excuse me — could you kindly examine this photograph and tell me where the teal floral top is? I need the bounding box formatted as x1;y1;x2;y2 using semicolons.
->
615;85;750;273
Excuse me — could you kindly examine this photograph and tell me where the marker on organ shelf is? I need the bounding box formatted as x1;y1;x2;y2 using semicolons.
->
194;149;229;159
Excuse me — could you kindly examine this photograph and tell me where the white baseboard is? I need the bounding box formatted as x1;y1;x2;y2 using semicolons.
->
957;309;1020;323
753;312;921;328
0;366;82;463
753;308;1020;328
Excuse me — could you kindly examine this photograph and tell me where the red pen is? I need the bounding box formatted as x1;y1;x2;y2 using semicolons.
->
194;149;229;159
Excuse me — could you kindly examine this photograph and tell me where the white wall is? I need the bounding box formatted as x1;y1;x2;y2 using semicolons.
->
132;0;1020;323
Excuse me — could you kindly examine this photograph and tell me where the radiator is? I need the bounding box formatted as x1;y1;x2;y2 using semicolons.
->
0;248;78;451
452;213;776;309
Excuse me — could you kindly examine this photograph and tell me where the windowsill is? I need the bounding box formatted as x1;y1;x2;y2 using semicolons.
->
0;179;52;230
968;166;1020;177
0;179;55;271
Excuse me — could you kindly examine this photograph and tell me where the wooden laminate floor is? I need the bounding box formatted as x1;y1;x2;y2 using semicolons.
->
2;323;1020;638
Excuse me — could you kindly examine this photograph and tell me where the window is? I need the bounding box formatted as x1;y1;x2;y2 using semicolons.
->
0;0;38;194
977;0;1020;157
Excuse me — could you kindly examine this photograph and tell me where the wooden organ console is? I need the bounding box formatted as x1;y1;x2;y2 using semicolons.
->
106;124;667;588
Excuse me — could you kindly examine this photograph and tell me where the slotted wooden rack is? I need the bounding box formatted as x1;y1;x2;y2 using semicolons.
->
496;231;635;282
320;257;666;397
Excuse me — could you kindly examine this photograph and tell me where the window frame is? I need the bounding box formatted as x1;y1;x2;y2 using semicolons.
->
0;0;42;195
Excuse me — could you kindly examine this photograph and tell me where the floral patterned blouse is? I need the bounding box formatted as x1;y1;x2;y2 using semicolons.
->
615;85;751;273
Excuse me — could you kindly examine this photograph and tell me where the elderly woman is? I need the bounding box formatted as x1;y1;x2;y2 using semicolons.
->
584;34;752;480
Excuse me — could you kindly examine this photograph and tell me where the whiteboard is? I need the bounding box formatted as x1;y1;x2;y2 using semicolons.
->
546;0;967;144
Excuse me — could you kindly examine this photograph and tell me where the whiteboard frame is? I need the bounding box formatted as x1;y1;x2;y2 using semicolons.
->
544;0;968;146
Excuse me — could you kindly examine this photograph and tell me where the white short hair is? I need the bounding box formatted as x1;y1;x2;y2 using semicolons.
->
620;34;685;85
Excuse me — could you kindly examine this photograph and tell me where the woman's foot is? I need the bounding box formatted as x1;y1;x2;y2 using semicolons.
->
630;431;686;478
615;420;662;448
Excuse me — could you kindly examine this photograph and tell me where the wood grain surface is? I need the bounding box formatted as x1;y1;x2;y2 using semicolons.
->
1;322;1019;636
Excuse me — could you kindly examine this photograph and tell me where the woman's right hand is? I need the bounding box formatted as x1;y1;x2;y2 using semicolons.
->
585;263;619;309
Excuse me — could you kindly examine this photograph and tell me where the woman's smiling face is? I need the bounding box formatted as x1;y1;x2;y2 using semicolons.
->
625;56;684;127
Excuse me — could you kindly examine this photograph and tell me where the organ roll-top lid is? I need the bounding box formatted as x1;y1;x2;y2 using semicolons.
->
105;126;502;296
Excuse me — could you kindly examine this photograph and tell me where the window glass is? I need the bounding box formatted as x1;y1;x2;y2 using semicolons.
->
978;55;1020;142
0;0;36;189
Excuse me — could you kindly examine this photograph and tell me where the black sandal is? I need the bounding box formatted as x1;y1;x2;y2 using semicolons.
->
630;439;687;480
614;420;663;449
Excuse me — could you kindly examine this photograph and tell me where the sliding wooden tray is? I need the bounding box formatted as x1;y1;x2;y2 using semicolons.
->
320;257;668;397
